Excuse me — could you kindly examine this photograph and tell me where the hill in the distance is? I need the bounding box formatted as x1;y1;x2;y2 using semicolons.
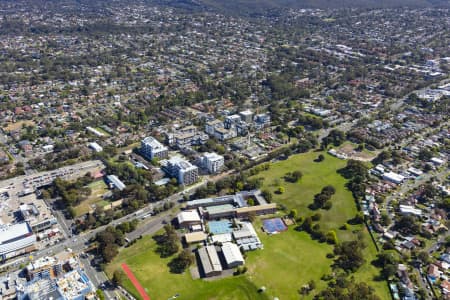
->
156;0;450;14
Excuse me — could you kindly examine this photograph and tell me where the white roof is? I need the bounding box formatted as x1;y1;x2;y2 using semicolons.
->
407;167;423;176
399;205;422;216
0;223;32;244
177;210;201;224
88;142;103;152
240;110;253;116
431;157;444;164
142;136;167;150
222;242;244;265
383;171;405;183
210;233;233;244
202;152;223;161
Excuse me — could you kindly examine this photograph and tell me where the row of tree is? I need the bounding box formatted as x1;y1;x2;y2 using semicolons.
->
94;220;138;263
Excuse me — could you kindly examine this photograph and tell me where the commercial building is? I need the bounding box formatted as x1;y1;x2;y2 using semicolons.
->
56;269;94;300
0;223;36;261
86;126;105;137
187;190;276;220
18;197;58;232
382;171;405;184
141;136;168;160
197;245;222;277
399;205;422;216
166;126;208;149
233;222;263;251
431;157;445;166
255;113;271;128
239;110;253;123
165;156;198;185
224;115;241;129
106;175;126;191
201;204;235;220
17;275;63;300
184;232;208;244
199;152;224;174
24;256;62;281
205;120;237;141
186;192;247;209
88;142;103;153
177;210;202;229
236;203;277;218
221;242;244;268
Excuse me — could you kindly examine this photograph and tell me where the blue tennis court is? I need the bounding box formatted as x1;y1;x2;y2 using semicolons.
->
208;220;233;234
263;218;287;234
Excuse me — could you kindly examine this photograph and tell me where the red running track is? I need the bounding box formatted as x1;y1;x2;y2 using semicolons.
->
121;263;151;300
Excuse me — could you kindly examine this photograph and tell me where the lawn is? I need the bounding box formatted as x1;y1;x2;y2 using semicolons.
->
106;234;269;300
73;180;109;216
246;223;333;299
252;151;390;298
254;151;357;239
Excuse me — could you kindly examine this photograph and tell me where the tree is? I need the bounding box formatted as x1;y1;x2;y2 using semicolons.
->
326;230;338;244
418;149;433;161
102;244;118;263
301;217;313;232
155;225;180;258
312;213;322;221
394;215;420;235
96;289;105;300
322;185;336;196
277;186;285;194
380;213;391;226
112;269;126;286
334;240;366;272
317;154;325;162
169;249;194;273
323;201;332;210
292;170;303;181
289;209;298;219
317;280;380;300
261;189;273;202
308;279;316;290
418;251;430;264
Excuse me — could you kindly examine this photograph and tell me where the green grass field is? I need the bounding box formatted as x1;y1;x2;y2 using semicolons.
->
255;151;356;239
106;234;269;300
252;151;390;298
106;151;390;299
73;180;108;216
246;223;333;299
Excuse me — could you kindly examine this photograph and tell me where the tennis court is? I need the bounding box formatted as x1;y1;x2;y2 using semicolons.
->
208;220;233;235
263;218;287;234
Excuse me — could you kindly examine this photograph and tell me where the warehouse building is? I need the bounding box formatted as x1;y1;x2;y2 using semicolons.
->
221;242;244;268
198;245;222;277
382;171;405;184
177;210;202;229
88;142;103;153
236;203;277;219
106;175;126;191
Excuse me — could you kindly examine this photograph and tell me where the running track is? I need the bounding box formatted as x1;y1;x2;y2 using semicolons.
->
121;263;151;300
